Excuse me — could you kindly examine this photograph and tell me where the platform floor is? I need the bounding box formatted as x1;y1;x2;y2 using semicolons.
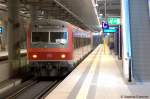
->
0;49;26;57
45;45;150;99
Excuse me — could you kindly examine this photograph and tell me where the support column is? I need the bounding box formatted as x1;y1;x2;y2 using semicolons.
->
30;6;38;31
7;0;20;77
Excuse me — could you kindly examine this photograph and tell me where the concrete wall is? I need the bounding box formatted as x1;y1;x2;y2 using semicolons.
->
129;0;150;81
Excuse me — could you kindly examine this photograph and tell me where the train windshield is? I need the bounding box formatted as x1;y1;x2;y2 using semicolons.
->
50;32;67;44
31;32;68;48
32;32;49;42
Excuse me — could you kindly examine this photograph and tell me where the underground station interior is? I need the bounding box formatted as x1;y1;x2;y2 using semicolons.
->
0;0;150;99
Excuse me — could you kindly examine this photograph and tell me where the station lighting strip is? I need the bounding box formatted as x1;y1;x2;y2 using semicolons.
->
92;0;101;30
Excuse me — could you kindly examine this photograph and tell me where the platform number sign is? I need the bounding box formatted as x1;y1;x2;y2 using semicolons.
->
102;21;109;29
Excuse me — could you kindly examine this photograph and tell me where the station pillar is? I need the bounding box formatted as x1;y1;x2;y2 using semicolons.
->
7;0;21;77
30;6;38;30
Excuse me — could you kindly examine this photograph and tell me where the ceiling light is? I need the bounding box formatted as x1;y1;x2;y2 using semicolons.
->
0;3;6;7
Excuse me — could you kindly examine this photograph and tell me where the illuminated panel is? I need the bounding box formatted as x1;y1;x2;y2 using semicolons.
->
103;27;117;33
121;0;132;80
0;27;3;33
107;17;120;25
148;0;150;18
103;28;117;33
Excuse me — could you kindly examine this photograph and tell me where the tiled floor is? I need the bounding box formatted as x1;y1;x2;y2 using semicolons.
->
45;45;150;99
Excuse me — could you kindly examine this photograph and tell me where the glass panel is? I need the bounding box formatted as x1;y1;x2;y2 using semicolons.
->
32;32;49;42
50;32;67;44
30;32;68;48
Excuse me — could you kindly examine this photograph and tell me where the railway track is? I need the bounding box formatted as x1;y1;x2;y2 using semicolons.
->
0;48;93;99
0;79;61;99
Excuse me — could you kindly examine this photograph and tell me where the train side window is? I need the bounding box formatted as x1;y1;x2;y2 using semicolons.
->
84;38;86;46
77;37;80;48
73;38;76;49
79;38;81;47
77;37;79;48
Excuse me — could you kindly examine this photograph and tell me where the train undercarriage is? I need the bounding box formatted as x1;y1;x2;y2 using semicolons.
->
29;61;74;78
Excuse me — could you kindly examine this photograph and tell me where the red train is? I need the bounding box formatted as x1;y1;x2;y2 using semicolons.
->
27;19;93;76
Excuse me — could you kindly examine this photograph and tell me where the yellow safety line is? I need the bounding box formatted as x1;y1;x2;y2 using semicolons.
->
75;45;102;99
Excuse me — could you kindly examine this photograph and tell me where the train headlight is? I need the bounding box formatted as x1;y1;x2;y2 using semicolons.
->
32;54;37;59
61;54;66;59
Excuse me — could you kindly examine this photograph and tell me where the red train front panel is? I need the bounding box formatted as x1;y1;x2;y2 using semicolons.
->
27;22;73;62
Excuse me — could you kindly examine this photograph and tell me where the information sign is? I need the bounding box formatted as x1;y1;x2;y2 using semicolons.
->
103;26;117;33
107;17;120;25
102;21;109;29
103;29;117;33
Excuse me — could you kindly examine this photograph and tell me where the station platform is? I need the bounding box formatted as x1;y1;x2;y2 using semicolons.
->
45;45;150;99
0;49;27;82
0;49;26;61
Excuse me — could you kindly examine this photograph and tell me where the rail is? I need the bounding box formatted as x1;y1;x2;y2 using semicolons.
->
0;78;60;99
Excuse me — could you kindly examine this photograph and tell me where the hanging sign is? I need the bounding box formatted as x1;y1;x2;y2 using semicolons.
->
107;17;120;25
103;26;118;33
102;21;109;29
103;28;117;33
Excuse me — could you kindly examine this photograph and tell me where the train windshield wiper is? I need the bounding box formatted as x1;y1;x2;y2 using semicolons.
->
35;41;47;43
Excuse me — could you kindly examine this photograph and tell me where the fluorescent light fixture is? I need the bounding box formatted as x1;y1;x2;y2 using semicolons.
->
100;24;102;28
95;3;98;7
93;32;100;36
100;30;103;35
97;0;105;1
20;11;25;14
99;14;103;16
0;3;6;7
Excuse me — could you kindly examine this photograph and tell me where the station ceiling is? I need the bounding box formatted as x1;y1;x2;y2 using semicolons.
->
97;0;120;17
0;0;120;31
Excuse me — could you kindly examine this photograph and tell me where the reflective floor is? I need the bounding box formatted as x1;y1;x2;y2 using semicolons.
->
45;45;150;99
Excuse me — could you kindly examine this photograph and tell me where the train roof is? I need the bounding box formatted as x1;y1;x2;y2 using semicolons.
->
35;19;69;27
34;19;90;33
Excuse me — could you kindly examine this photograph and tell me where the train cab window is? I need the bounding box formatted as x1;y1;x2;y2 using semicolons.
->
30;32;68;48
50;32;67;44
32;32;49;42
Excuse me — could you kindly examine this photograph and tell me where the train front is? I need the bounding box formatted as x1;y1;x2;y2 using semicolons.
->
27;20;73;76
